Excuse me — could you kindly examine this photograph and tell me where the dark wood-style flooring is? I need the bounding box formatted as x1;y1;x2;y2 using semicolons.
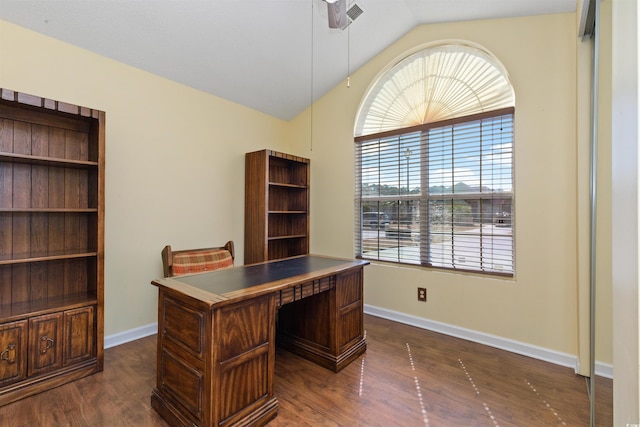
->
0;315;612;426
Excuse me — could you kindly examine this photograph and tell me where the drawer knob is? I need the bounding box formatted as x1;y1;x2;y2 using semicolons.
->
40;336;55;354
0;344;16;363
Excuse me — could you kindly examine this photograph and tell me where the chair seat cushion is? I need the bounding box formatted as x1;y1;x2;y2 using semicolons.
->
171;249;234;275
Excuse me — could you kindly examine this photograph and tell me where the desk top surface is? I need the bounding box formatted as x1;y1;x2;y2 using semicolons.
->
152;255;368;301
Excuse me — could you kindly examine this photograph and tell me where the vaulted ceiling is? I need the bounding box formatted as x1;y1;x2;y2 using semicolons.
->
0;0;576;121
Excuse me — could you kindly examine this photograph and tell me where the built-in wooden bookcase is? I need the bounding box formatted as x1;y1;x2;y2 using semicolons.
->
0;89;104;405
245;150;309;264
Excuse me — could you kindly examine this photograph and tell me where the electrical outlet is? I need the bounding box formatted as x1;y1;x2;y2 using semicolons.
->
417;287;427;302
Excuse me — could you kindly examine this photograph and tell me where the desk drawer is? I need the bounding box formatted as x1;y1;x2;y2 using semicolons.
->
161;295;206;361
158;347;204;423
277;276;334;307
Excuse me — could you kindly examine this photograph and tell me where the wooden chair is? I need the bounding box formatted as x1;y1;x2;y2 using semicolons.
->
161;240;235;277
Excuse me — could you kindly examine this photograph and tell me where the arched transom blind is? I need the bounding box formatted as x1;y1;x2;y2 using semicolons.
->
355;44;515;137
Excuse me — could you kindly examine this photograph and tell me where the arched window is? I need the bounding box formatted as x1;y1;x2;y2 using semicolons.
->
354;42;515;275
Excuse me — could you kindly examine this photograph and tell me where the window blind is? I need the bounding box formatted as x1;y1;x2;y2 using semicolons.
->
355;108;514;275
354;44;515;137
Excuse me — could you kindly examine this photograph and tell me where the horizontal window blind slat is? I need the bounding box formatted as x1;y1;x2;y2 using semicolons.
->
356;110;513;274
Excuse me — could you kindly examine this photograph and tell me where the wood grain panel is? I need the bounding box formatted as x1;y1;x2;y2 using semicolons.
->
0;213;11;258
278;287;295;306
0;164;12;209
64;168;81;209
30;212;48;254
76;213;89;251
31;165;49;209
267;213;306;238
63;258;88;296
244;151;268;264
63;306;95;366
85;258;98;298
30;124;48;157
159;347;204;420
276;277;333;307
268;155;308;186
0;99;91;133
11;164;30;209
77;169;89;208
215;295;276;426
0;266;10;306
28;312;63;377
47;166;65;209
64;213;87;252
48;128;66;209
336;269;362;309
337;305;362;351
28;261;48;302
11;121;29;156
217;297;272;361
87;168;99;210
0;118;13;153
0;321;27;387
335;269;365;363
10;264;29;305
48;127;65;159
162;296;204;359
30;125;50;211
46;260;65;299
219;351;270;424
29;214;49;301
65;130;89;162
268;186;307;211
47;213;65;253
317;276;333;292
267;238;308;261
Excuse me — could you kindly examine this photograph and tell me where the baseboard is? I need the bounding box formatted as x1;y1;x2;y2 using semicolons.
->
594;362;613;379
104;310;614;380
105;322;157;349
364;304;613;379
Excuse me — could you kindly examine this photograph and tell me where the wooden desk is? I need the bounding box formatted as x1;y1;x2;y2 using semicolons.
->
150;255;369;427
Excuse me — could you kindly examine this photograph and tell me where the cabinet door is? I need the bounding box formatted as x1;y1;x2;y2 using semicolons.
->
0;321;27;387
63;306;95;366
29;313;63;377
335;269;364;354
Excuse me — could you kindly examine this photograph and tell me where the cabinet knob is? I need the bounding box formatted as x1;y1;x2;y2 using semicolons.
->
40;336;55;354
0;344;16;363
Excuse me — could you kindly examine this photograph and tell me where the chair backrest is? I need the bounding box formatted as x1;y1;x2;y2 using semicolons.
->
161;240;235;277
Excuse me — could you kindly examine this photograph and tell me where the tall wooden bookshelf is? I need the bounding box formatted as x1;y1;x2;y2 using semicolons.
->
0;89;104;405
244;150;309;264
